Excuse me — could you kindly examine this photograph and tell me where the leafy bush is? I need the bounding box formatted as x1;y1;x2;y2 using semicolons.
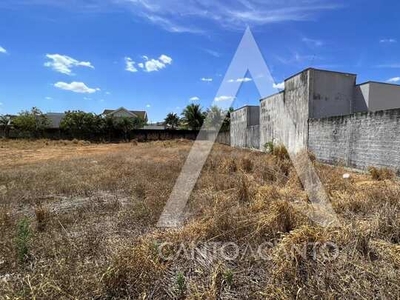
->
13;107;50;138
264;141;274;153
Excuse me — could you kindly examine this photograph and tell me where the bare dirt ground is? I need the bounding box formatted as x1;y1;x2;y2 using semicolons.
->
0;140;136;168
0;139;399;299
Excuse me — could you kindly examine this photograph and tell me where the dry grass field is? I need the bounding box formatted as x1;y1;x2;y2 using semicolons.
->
0;139;399;299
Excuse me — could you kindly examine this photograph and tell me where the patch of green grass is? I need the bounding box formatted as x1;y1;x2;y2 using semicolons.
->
16;217;31;263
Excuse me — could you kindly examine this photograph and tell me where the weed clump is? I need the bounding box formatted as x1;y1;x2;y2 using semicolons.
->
368;166;395;181
15;217;31;263
35;205;50;231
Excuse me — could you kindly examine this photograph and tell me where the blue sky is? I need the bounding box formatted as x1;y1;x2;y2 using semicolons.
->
0;0;400;122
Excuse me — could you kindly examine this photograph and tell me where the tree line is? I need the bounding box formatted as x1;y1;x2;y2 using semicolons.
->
0;104;233;139
0;107;146;139
164;104;233;131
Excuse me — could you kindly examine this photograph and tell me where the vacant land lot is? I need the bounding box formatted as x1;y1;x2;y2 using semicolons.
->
0;139;399;299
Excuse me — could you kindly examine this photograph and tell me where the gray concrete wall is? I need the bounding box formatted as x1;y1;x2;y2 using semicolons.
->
309;108;400;170
259;69;311;153
368;82;400;111
353;84;369;113
230;107;248;148
260;92;285;150
230;106;260;148
231;68;400;171
283;70;310;151
309;69;356;118
247;125;260;149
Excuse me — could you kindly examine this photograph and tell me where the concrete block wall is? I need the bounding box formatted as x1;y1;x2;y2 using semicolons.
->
260;92;286;150
259;70;311;153
230;106;260;149
230;107;248;148
309;108;400;170
230;68;400;171
246;125;260;149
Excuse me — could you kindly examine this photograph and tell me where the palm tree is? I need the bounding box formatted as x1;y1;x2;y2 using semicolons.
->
181;104;205;130
164;113;180;129
205;105;224;129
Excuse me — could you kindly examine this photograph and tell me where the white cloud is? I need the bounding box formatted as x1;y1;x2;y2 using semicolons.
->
380;39;397;43
276;52;318;65
45;96;52;100
146;104;151;108
116;0;339;33
387;77;400;83
376;63;400;68
144;59;166;72
201;77;213;82
6;1;340;34
105;91;111;95
126;54;172;72
302;37;323;47
228;77;252;83
44;54;94;75
203;49;221;57
159;54;172;64
0;46;7;54
215;96;235;102
125;57;138;72
54;81;100;94
273;82;285;89
189;96;200;101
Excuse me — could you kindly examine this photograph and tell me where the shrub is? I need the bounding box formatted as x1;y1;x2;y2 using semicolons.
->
240;156;253;172
273;144;290;161
368;167;395;181
176;272;186;296
264;141;274;153
35;205;50;231
264;141;290;160
223;269;234;287
13;107;50;138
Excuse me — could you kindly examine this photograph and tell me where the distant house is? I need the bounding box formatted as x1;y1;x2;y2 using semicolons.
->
102;107;148;122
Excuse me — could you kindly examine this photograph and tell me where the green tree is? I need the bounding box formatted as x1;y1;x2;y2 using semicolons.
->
181;104;205;130
164;112;180;129
13;107;50;138
102;115;117;141
132;116;146;129
222;107;234;131
116;116;145;140
60;111;102;139
116;117;133;141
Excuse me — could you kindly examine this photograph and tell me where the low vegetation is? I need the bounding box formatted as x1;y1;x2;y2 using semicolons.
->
0;139;399;298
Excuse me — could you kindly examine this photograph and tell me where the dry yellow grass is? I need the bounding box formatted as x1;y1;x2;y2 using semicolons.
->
0;139;399;299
